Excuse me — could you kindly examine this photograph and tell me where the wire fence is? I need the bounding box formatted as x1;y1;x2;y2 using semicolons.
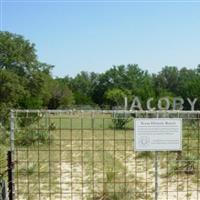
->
10;110;200;200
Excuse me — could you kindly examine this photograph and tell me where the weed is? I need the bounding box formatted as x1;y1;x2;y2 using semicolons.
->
15;128;51;146
19;163;37;176
163;154;197;177
136;152;153;159
48;122;56;130
112;113;130;129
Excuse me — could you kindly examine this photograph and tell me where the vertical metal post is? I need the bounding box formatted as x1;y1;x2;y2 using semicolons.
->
10;110;14;153
45;111;48;129
154;152;158;200
155;111;159;200
124;97;128;110
7;151;13;200
9;110;15;200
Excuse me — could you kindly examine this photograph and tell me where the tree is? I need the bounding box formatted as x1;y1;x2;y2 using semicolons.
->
153;66;179;96
153;66;200;110
70;71;99;105
48;79;74;109
91;64;155;107
20;71;54;109
0;70;25;116
178;67;200;109
91;65;130;105
0;31;37;74
104;88;126;108
0;31;54;112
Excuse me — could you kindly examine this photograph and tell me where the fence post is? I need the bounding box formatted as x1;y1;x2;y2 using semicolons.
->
8;110;15;200
154;152;158;200
10;110;14;153
155;111;159;200
7;151;14;200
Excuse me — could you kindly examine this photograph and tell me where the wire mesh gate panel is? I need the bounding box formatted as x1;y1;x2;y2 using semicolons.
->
11;110;200;200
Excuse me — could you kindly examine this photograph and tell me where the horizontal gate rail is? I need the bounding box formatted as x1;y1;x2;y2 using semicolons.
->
12;109;200;114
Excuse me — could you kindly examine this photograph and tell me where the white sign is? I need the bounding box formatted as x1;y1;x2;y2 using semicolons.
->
134;118;182;151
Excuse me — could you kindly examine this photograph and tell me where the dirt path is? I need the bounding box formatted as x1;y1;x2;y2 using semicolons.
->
115;151;198;200
59;161;90;200
159;167;198;200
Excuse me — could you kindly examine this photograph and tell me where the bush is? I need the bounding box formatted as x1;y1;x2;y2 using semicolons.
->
112;113;130;129
136;151;153;159
0;151;6;179
19;163;37;176
48;122;56;131
15;128;51;146
163;154;197;177
16;113;43;128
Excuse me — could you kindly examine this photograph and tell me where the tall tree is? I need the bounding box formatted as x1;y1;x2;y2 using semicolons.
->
70;71;99;105
0;31;54;112
48;78;74;109
154;66;179;96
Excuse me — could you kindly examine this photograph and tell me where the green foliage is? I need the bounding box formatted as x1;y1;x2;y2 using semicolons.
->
0;31;54;114
0;152;6;179
136;151;153;159
0;124;8;183
93;168;152;200
91;64;152;106
0;32;36;74
0;69;25;116
16;113;43;128
104;88;127;107
112;113;130;129
15;128;51;146
69;71;98;105
154;66;179;95
48;78;74;109
48;122;56;131
19;163;37;176
20;71;54;109
153;66;200;110
106;169;115;183
164;154;197;178
1;31;200;111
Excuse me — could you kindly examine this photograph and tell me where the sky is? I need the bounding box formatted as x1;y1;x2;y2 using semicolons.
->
1;0;200;77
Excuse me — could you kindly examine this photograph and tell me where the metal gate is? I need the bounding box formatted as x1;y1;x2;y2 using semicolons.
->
9;110;200;200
